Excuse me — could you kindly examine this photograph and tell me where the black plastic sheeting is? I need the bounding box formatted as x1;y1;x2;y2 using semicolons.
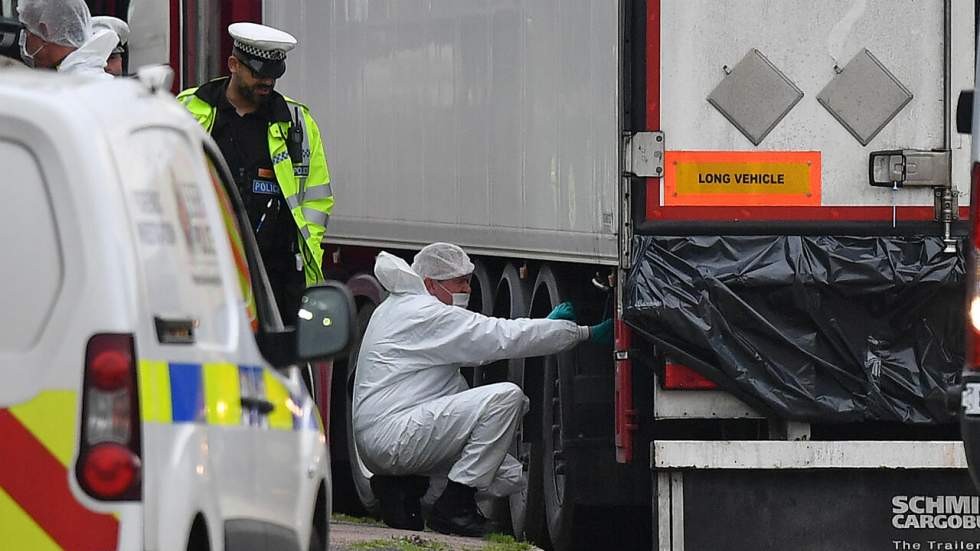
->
624;235;966;424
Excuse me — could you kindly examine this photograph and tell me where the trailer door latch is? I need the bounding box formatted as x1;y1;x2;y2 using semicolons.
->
868;149;957;253
869;149;950;189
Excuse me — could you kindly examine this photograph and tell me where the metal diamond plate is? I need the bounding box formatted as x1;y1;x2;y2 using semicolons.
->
817;49;913;146
706;49;803;146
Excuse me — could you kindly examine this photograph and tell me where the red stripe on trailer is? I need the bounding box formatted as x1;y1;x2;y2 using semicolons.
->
646;205;971;222
616;0;662;466
0;410;119;550
643;0;662;217
169;0;180;93
221;0;264;66
614;317;636;464
184;0;197;87
645;0;660;131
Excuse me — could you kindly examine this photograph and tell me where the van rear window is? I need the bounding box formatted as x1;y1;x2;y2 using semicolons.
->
0;140;62;352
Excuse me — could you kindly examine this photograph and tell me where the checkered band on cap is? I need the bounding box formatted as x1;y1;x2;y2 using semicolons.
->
234;40;287;60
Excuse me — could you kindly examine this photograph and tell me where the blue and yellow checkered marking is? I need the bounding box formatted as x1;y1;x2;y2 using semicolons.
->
137;360;317;432
169;363;205;423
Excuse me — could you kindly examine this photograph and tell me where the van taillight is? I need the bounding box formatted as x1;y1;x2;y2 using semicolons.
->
662;360;719;389
76;334;142;501
81;443;140;497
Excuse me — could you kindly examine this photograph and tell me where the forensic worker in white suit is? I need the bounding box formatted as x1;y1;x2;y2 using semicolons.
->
352;243;612;537
17;0;115;80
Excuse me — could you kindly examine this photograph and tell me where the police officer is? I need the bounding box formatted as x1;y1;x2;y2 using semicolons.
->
178;22;333;324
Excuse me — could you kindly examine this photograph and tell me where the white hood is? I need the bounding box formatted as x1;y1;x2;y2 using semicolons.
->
374;251;427;295
58;28;115;80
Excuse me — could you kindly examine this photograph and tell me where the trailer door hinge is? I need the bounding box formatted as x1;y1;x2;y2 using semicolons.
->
623;131;665;178
962;383;980;415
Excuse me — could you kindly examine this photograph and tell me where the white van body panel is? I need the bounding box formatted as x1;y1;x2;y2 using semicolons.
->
0;69;327;551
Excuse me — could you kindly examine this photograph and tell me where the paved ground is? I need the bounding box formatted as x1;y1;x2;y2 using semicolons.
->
328;520;542;551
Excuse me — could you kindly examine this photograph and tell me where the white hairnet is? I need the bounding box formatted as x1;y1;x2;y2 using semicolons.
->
17;0;92;48
411;243;475;281
91;16;129;47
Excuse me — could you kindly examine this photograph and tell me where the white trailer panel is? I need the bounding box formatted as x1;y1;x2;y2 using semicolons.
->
660;0;973;208
266;0;621;264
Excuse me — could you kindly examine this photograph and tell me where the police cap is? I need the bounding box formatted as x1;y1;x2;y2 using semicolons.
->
229;22;296;79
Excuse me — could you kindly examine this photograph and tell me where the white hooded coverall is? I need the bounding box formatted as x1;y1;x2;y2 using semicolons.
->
353;252;590;496
57;28;116;80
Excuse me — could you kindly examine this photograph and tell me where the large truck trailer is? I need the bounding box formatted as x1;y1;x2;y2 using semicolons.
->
262;2;980;549
263;0;980;550
39;0;980;548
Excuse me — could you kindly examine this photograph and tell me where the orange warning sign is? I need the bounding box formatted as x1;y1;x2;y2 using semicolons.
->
664;151;821;207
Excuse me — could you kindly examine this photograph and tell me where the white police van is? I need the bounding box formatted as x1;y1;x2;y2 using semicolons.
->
0;65;353;551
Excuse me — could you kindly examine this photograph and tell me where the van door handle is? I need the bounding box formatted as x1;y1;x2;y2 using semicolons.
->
154;317;196;344
240;396;275;415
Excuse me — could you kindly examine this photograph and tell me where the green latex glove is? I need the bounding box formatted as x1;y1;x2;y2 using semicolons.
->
589;319;614;345
547;301;576;321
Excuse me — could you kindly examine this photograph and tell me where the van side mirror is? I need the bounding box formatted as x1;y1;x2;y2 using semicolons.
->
957;90;973;134
295;281;356;361
0;18;24;64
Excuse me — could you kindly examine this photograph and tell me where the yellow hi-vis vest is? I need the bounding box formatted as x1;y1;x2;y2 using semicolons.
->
177;82;333;285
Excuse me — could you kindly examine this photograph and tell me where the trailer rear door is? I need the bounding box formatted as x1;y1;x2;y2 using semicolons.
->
634;0;973;234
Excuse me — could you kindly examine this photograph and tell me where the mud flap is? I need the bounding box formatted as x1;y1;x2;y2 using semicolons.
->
653;442;980;551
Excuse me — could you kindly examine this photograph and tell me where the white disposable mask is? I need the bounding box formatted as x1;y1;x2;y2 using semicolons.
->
451;293;471;308
436;281;471;309
19;30;44;68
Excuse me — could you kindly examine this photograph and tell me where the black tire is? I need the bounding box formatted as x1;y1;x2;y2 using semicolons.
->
328;354;364;514
542;351;576;551
331;274;385;515
535;265;644;551
344;303;380;515
468;258;497;316
532;265;580;551
467;259;497;387
185;515;210;551
308;529;322;551
310;484;328;551
494;263;548;544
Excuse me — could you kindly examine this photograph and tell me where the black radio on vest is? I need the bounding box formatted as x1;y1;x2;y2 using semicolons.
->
288;106;304;165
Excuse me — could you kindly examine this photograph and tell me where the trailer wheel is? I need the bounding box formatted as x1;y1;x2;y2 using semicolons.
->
542;352;577;551
487;263;545;543
343;302;381;515
328;356;363;514
533;265;584;551
468;259;497;386
330;274;385;515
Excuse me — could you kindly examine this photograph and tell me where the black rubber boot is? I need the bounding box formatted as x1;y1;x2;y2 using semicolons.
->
427;480;494;537
370;475;428;531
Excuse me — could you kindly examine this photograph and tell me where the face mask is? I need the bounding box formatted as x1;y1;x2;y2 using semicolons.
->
451;293;471;308
19;30;44;68
436;281;471;309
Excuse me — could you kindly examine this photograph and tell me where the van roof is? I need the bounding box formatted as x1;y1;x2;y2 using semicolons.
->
0;66;200;141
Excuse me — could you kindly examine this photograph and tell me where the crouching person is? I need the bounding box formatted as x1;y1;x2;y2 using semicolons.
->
351;243;611;537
